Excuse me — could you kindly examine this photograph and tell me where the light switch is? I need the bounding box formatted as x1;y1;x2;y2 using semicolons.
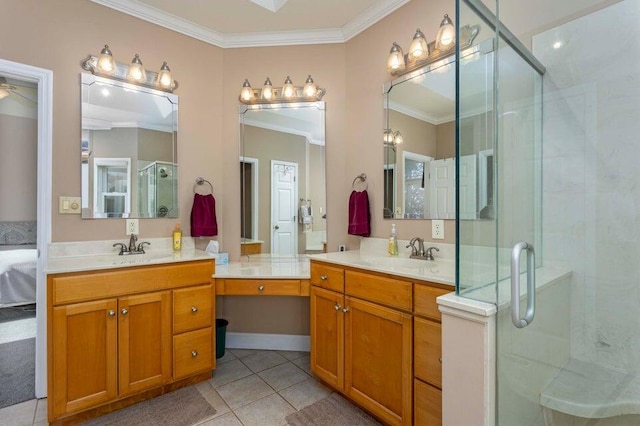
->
59;196;81;214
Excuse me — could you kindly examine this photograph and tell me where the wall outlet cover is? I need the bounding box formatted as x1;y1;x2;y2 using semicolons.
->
432;219;445;240
126;219;139;235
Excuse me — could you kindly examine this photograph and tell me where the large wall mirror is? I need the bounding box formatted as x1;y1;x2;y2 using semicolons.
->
383;50;494;220
81;73;178;219
239;102;326;256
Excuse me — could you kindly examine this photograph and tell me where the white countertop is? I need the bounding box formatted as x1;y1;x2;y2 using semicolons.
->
214;257;310;279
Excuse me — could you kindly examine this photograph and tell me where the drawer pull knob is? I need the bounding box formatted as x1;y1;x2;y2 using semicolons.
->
191;350;198;358
108;310;116;317
320;275;328;281
191;306;198;313
439;357;443;364
334;303;341;311
342;307;350;314
258;285;265;291
121;308;128;316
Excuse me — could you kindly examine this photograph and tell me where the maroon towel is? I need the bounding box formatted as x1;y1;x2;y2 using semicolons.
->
191;193;218;237
348;190;370;237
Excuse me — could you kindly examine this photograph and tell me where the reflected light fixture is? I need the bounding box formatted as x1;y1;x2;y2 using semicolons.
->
384;129;403;147
81;44;178;93
386;16;480;77
0;88;9;100
238;74;325;105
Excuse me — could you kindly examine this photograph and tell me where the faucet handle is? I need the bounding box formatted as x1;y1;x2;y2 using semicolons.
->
137;241;151;253
425;246;440;261
112;242;127;255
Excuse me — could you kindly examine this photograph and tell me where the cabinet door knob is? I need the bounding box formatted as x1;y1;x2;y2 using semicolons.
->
191;350;198;358
191;306;198;313
334;303;341;311
342;307;350;313
439;357;443;364
320;275;328;281
121;308;128;315
258;285;265;291
108;310;116;317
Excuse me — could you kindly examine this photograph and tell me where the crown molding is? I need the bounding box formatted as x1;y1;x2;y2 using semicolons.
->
91;0;410;48
250;0;289;13
388;100;454;125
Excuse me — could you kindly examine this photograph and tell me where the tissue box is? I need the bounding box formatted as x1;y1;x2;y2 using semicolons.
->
214;252;229;265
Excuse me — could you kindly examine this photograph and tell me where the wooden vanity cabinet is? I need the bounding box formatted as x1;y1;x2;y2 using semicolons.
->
48;260;215;423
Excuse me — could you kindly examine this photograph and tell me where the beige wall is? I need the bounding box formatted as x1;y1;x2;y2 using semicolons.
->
436;121;456;159
0;114;37;221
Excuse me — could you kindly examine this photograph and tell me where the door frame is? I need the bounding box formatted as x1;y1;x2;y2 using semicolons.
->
270;159;298;254
239;156;259;241
0;58;53;398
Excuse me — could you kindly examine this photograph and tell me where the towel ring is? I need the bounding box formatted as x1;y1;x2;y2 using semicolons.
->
194;177;213;194
352;173;368;191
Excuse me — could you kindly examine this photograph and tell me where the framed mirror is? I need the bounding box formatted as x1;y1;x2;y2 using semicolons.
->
239;102;326;256
81;73;178;218
383;50;493;220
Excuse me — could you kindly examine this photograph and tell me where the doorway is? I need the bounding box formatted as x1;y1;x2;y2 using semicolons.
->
270;160;297;255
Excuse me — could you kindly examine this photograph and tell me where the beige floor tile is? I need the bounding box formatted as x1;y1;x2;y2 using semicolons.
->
292;354;311;374
234;393;296;426
209;359;253;388
276;350;309;361
258;362;310;391
279;377;332;410
227;348;258;358
0;399;37;426
241;350;288;373
216;374;274;410
216;349;237;365
194;381;231;418
195;411;243;426
33;398;47;424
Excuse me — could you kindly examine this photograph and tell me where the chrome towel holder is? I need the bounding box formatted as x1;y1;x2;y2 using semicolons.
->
352;173;368;190
194;177;213;194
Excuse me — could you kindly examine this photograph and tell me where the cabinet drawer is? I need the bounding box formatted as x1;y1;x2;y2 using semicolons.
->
414;317;442;388
218;279;301;296
414;284;450;321
173;328;213;380
173;285;213;334
414;379;442;426
345;270;412;311
311;262;344;292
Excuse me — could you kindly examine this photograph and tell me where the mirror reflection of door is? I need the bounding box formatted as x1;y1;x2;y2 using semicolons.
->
240;157;258;247
271;160;298;255
93;158;131;217
403;151;433;219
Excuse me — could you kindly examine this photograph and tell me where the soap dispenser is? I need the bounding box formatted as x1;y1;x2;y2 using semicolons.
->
172;223;182;251
388;223;399;256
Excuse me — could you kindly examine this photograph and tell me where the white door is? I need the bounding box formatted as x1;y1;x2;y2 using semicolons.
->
458;154;477;219
429;158;455;219
271;160;297;254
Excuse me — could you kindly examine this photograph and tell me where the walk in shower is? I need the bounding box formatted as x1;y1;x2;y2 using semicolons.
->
455;0;640;424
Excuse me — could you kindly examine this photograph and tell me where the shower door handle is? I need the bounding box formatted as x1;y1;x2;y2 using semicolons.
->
510;241;535;328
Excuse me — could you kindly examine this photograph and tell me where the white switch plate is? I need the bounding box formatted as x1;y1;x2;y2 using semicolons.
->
59;196;81;214
432;219;445;240
126;219;139;235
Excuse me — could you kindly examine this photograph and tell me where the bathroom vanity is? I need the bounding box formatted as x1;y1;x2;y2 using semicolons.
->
308;250;453;426
46;251;215;424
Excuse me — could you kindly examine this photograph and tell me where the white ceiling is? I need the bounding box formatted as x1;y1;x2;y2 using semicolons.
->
91;0;410;48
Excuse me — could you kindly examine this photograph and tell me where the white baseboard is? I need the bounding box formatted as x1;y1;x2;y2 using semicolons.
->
225;332;310;352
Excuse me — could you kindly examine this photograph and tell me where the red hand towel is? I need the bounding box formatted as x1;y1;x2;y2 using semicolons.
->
191;193;218;237
348;190;370;237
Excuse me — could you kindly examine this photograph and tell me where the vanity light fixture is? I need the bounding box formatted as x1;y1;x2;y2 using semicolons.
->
386;16;480;77
384;129;403;147
81;44;178;93
238;74;325;105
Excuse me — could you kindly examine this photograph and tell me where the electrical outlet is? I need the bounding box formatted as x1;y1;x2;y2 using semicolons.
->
126;219;139;235
432;219;444;240
338;244;346;252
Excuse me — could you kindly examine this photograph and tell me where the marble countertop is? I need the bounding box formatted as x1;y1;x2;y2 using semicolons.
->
214;256;310;279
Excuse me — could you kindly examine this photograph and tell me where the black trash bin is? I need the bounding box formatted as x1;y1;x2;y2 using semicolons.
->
215;318;229;359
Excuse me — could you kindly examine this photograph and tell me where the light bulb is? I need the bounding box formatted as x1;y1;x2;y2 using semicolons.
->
303;75;317;97
157;62;173;88
409;29;429;60
435;14;456;50
97;44;116;74
387;42;405;73
262;77;273;100
393;131;403;145
240;79;253;102
127;54;147;83
384;129;394;144
0;88;9;100
282;76;295;99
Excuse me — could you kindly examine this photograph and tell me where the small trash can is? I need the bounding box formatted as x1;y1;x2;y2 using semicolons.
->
215;318;228;359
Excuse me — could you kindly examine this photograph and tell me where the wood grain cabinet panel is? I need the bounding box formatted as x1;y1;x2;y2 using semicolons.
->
345;270;412;311
414;317;442;388
216;279;301;296
174;327;213;380
414;284;450;321
310;262;345;292
414;379;442;426
310;286;344;390
173;285;213;334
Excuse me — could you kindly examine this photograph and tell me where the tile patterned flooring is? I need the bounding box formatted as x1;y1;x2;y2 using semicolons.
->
0;348;346;426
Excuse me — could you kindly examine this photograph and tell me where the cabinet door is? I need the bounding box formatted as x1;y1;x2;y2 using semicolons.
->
310;286;344;390
345;296;412;426
414;317;442;388
119;291;172;396
52;299;118;417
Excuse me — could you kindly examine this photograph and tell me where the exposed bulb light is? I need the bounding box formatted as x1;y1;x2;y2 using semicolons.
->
383;129;394;144
101;88;110;97
393;131;403;145
435;14;455;50
261;77;273;100
97;44;116;74
409;29;429;60
0;88;9;100
387;42;406;73
282;76;295;99
553;41;563;49
240;79;253;102
157;61;174;88
303;75;317;97
127;54;147;83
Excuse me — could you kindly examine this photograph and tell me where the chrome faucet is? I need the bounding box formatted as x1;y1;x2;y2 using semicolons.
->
113;234;150;255
406;237;439;261
425;246;439;261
